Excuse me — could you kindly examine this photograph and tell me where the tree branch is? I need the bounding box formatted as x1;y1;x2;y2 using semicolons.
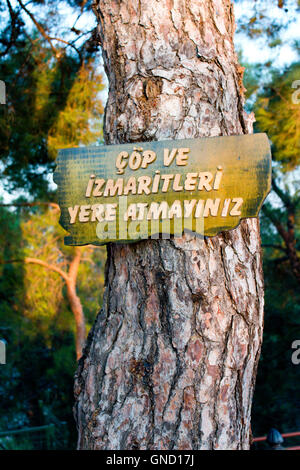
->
16;0;83;58
272;178;294;211
0;202;60;211
0;0;19;58
16;0;57;55
68;247;82;287
25;257;69;282
1;257;69;283
262;243;287;253
262;205;289;245
1;248;86;359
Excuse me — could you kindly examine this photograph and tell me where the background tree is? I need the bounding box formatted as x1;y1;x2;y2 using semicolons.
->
0;0;103;198
0;203;105;359
0;203;106;446
251;198;300;438
0;0;106;448
241;51;300;438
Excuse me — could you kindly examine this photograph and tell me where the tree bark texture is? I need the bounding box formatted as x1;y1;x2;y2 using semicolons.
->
74;0;264;450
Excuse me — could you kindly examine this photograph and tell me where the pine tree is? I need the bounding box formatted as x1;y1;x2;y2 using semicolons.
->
74;0;265;450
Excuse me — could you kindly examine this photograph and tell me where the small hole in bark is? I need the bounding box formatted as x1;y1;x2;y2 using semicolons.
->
192;293;203;303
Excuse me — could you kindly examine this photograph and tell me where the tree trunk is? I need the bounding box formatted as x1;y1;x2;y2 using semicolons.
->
67;247;86;360
74;0;264;450
66;282;86;360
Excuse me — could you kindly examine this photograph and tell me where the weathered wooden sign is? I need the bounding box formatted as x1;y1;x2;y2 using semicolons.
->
53;133;271;246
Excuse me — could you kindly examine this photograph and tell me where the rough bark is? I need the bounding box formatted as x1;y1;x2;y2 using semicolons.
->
74;0;264;450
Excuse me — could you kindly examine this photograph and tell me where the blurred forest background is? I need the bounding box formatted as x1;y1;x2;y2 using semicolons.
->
0;0;299;450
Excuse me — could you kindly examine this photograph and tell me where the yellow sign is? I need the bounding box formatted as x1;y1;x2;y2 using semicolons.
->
53;133;271;245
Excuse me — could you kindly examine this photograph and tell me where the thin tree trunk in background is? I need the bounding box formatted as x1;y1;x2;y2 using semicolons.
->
66;282;86;360
66;247;86;360
74;0;264;450
1;243;86;360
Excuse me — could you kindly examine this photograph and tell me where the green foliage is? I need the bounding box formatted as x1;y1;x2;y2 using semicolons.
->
0;204;106;446
254;63;300;171
237;3;300;438
0;0;103;199
240;57;300;173
248;61;300;437
0;40;104;197
252;210;300;435
47;59;104;160
0;0;105;448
